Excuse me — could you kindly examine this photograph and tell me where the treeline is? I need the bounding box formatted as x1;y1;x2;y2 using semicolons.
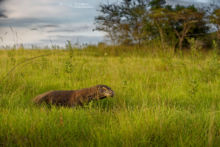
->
95;0;220;50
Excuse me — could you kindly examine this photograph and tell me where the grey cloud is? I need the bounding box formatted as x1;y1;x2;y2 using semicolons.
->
53;35;102;41
30;24;91;33
0;10;6;18
0;8;97;27
47;25;91;33
30;28;38;31
0;17;52;27
38;35;103;46
0;0;6;18
38;24;59;28
0;17;71;28
0;0;119;46
30;24;59;31
61;2;94;9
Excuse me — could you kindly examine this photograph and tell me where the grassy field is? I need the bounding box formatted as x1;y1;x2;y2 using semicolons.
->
0;48;220;146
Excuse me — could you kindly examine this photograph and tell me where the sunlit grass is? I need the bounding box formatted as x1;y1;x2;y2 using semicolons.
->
0;48;220;146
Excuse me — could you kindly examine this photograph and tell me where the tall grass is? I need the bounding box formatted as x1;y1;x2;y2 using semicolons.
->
0;47;220;146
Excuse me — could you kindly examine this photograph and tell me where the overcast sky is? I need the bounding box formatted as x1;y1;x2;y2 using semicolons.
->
0;0;219;47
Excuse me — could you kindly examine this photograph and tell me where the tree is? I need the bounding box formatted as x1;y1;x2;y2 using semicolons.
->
95;0;209;50
210;8;220;39
168;6;205;50
95;0;152;45
149;8;170;47
95;3;121;45
149;4;209;50
149;0;166;9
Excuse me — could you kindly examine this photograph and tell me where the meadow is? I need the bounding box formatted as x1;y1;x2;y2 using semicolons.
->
0;47;220;146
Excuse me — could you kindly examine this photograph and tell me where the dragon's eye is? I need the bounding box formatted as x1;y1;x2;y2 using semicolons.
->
102;87;108;92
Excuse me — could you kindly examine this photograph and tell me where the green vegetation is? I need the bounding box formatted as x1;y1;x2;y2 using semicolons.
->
95;0;219;49
0;47;220;146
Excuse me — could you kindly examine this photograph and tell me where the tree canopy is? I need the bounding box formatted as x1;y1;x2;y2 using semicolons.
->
211;9;220;39
95;0;219;50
